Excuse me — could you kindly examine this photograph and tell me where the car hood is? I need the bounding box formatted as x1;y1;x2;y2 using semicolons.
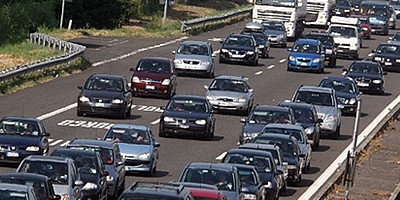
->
133;71;171;81
258;172;274;183
206;90;247;99
80;173;100;185
314;105;337;118
222;45;254;52
242;184;260;194
283;155;299;165
290;52;321;59
53;184;69;196
346;73;383;80
119;143;151;156
264;30;285;36
174;54;211;62
81;89;123;99
223;191;240;200
242;123;267;134
0;135;41;147
163;110;209;119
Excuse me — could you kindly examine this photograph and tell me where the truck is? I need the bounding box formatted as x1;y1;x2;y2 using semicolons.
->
252;0;307;39
305;0;336;26
328;16;362;59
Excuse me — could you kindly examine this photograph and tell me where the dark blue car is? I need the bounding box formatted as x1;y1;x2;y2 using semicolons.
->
287;39;326;73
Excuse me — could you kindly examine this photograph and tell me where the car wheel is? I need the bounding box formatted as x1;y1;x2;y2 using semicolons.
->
253;58;259;66
77;109;83;117
334;125;341;140
159;130;166;137
329;58;336;68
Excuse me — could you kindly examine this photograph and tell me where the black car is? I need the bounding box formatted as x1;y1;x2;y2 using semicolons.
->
343;61;386;94
77;74;132;118
219;33;259;66
319;77;361;115
333;0;353;17
0;117;50;163
240;31;270;58
119;182;194;200
372;42;400;72
159;95;215;140
0;172;61;200
222;149;281;200
252;134;304;185
301;32;337;67
227;164;266;200
239;105;295;144
388;32;400;43
51;148;108;200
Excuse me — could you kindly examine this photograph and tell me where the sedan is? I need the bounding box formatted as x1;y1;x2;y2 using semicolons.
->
159;95;215;140
130;57;177;98
371;42;400;72
0;117;50;163
344;61;386;95
219;33;259;66
205;75;254;115
103;124;160;176
77;74;132;118
262;21;287;47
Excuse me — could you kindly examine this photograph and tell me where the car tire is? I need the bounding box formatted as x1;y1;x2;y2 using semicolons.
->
329;57;336;68
334;125;341;140
159;130;166;137
77;109;83;117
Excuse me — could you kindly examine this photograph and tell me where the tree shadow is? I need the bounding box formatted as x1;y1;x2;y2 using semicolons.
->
280;188;297;196
314;145;330;152
304;166;321;174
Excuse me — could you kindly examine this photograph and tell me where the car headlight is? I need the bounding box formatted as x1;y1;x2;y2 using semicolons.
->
221;49;229;53
246;51;255;55
131;76;140;83
174;59;182;64
362;27;368;31
243;193;257;199
238;98;246;103
206;95;215;100
106;175;114;182
313;58;321;63
289;55;295;61
305;127;314;135
325;115;337;122
201;61;211;65
82;182;98;190
373;79;382;84
259;45;265;48
287;164;297;169
161;79;171;85
396;59;400;63
374;57;382;61
112;99;124;104
163;117;175;122
277;34;284;39
79;96;89;102
378;21;386;25
264;181;272;189
26;146;40;152
344;9;350;12
243;132;260;138
349;98;357;105
195;119;207;125
138;152;151;160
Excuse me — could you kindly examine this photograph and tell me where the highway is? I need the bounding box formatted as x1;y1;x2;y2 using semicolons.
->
0;20;399;199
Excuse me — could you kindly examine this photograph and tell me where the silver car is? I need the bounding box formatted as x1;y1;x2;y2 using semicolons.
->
262;21;288;48
173;40;215;78
292;86;342;139
205;75;254;115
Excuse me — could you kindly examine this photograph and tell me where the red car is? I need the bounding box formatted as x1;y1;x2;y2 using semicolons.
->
188;187;228;200
130;57;177;98
352;15;372;39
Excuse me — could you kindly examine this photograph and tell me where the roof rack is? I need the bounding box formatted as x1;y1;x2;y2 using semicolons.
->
330;16;359;26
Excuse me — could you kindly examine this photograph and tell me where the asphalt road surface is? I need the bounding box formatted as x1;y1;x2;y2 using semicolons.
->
0;20;399;199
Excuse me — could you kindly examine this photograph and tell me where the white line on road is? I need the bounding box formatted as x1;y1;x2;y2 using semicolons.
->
60;141;71;147
279;59;286;63
50;140;63;146
37;103;77;120
267;65;275;69
48;138;54;143
150;119;160;125
255;71;263;75
213;50;220;55
216;152;227;160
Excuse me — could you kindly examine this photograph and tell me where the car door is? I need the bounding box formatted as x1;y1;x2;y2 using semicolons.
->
96;153;108;196
170;60;178;90
70;162;82;200
114;144;125;190
149;130;159;166
38;121;49;153
122;78;132;107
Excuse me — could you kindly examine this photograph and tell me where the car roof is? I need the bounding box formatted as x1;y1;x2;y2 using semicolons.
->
256;134;296;141
1;116;39;122
295;38;321;45
298;86;334;93
215;75;248;81
186;162;237;172
224;163;257;171
279;101;314;109
126;182;191;197
68;139;115;148
378;42;400;47
351;60;381;65
52;148;99;156
263;123;304;131
110;124;149;131
89;73;124;79
239;143;281;151
253;105;292;112
139;57;171;62
0;183;30;192
226;148;274;158
171;95;207;101
361;0;389;5
0;172;49;182
23;155;71;163
180;40;210;45
228;33;253;38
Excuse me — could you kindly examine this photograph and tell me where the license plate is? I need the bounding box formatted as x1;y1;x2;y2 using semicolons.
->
385;62;392;66
337;49;344;52
6;152;19;157
219;102;228;106
300;62;308;66
357;82;369;87
94;102;105;107
145;85;155;90
336;11;341;15
179;124;189;129
232;54;245;58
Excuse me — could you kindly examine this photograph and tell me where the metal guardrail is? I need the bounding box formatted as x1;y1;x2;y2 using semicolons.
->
0;33;86;82
180;7;253;32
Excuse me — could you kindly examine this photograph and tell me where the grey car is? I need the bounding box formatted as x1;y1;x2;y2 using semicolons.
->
173;40;215;78
261;21;287;48
102;124;160;176
0;183;39;200
292;86;342;139
205;75;254;115
16;155;84;200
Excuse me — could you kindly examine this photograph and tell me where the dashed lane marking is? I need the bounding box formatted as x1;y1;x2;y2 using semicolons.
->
279;59;286;63
216;152;227;160
267;65;275;69
37;103;77;121
50;140;63;146
151;119;160;125
255;71;263;75
60;141;71;147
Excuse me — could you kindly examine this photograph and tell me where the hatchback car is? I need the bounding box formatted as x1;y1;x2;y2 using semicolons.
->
173;40;215;78
66;139;126;199
0;117;50;163
240;31;270;58
130;57;177;98
159;95;215;140
77;74;132;118
301;32;337;67
51;148;108;200
287;39;326;73
352;15;372;39
292;86;342;139
0;183;38;200
344;61;386;95
261;21;287;47
103;124;160;176
219;33;259;66
119;182;195;200
205;75;254;115
372;42;400;72
17;155;84;200
226;164;265;200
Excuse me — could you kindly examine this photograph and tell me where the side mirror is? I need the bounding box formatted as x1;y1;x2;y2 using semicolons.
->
240;118;247;123
204;85;209;90
317;118;323;123
172;50;176;54
287;47;292;52
154;142;161;147
383;72;388;75
101;171;109;177
129;67;135;71
338;104;345;109
77;86;83;90
74;180;84;187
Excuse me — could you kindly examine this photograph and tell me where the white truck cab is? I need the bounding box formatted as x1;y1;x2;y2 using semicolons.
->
328;16;362;59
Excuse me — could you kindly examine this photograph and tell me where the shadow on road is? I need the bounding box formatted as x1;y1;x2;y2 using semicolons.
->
315;145;330;152
304;166;321;174
126;170;169;178
280;188;296;197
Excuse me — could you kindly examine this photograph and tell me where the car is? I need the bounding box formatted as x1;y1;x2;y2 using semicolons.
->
318;76;361;115
159;95;216;140
205;75;254;115
172;40;215;78
360;0;390;35
51;148;108;200
16;155;84;200
102;124;160;176
391;0;400;18
222;149;281;200
343;61;386;95
240;30;270;58
287;39;326;73
292;86;343;139
328;16;362;59
219;33;259;66
333;0;353;17
0;116;51;163
278;101;322;149
226;164;265;200
178;162;243;200
239;105;295;144
77;74;132;118
261;21;287;47
351;15;372;39
301;32;337;68
130;57;177;98
388;32;400;43
389;6;397;29
0;183;38;200
66;139;126;199
371;42;400;72
0;172;61;200
251;134;304;185
261;124;312;173
119;182;195;200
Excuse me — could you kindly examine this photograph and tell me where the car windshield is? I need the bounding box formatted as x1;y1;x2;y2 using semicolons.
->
392;0;400;5
166;99;208;113
303;35;334;46
320;79;356;94
224;36;254;47
262;128;304;144
349;63;381;74
177;44;210;56
105;128;150;145
238;169;258;186
209;79;249;93
84;77;123;92
249;110;291;124
291;108;314;123
295;91;334;106
292;43;320;53
262;23;285;31
224;153;273;173
182;169;236;191
136;60;171;74
253;138;297;157
330;26;356;38
360;5;388;16
68;146;114;165
376;44;400;54
256;0;296;7
18;161;68;185
0;189;28;200
0;119;40;137
51;153;99;175
337;0;351;6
